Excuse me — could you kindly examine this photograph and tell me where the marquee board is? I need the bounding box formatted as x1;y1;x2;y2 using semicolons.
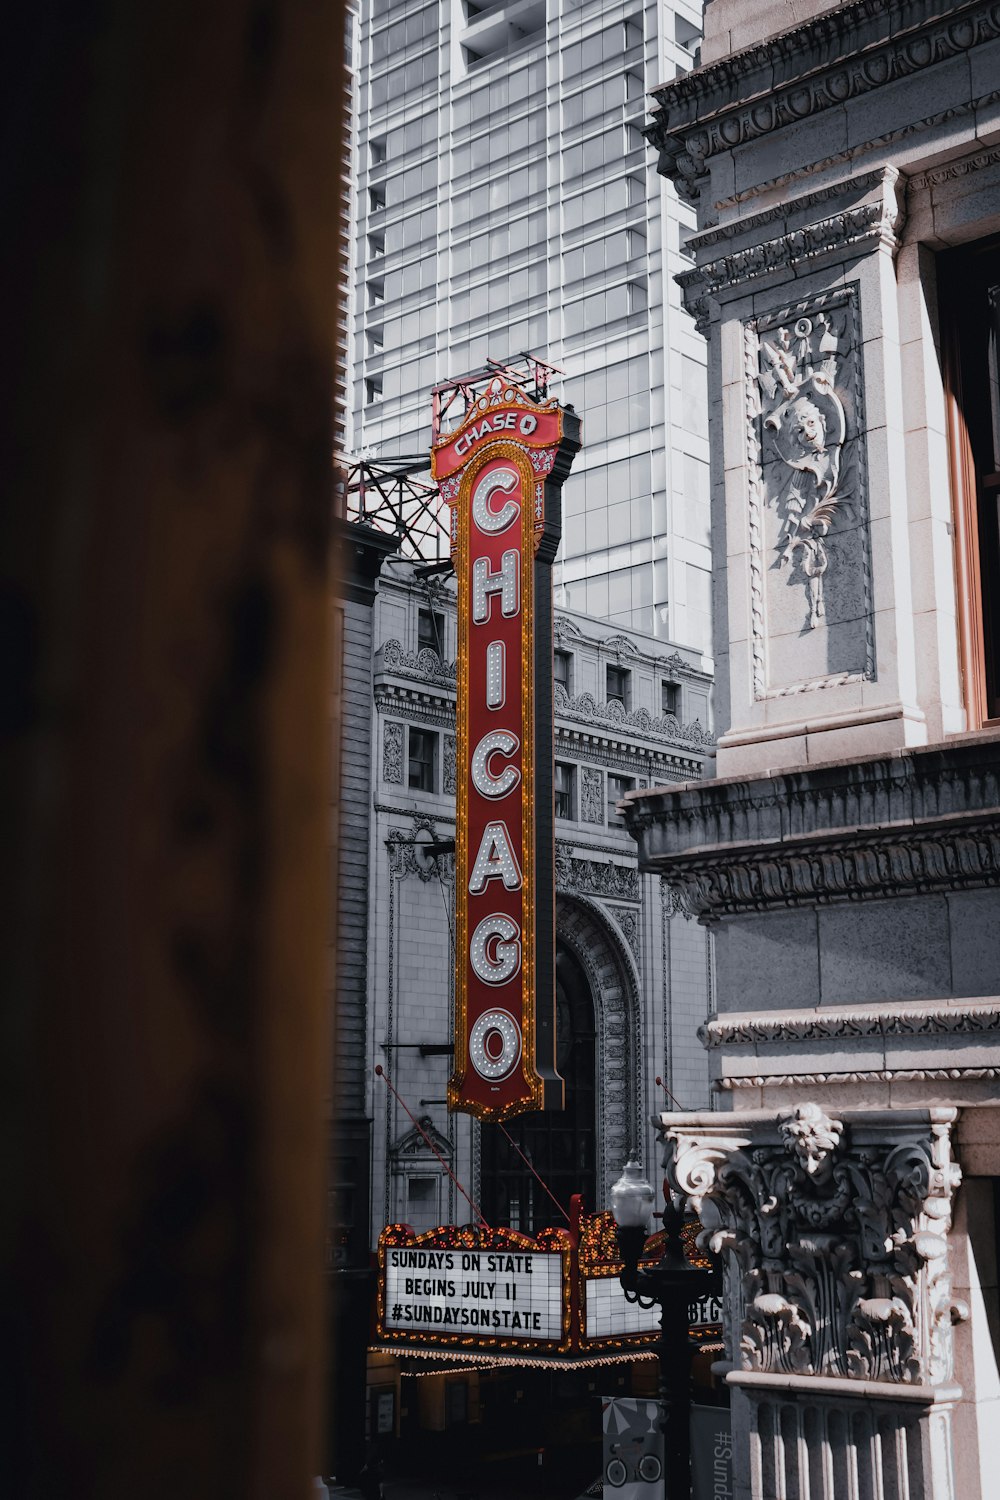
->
373;1214;721;1361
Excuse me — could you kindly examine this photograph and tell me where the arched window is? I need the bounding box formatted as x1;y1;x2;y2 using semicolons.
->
480;944;596;1232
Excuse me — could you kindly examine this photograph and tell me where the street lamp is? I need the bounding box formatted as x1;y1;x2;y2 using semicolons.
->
610;1158;719;1498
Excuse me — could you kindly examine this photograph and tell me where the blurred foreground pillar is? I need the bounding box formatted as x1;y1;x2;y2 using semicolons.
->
1;3;346;1496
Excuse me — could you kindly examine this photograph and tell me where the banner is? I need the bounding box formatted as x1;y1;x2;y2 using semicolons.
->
431;377;580;1121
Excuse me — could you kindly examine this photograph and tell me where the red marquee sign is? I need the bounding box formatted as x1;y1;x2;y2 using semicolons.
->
431;378;580;1121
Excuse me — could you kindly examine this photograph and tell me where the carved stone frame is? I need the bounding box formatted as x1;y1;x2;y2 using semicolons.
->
556;894;643;1207
745;283;876;699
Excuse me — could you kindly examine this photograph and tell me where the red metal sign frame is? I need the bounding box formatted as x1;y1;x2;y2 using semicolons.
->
431;377;580;1122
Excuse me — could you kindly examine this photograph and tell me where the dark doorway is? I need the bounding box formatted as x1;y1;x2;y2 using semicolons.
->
480;943;597;1231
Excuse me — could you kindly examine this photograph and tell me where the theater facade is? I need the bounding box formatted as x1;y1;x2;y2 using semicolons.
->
631;3;1000;1497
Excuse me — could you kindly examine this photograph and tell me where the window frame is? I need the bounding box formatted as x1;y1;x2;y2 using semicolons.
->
553;649;573;694
417;607;445;656
606;663;631;708
407;726;438;793
661;679;680;717
554;761;576;820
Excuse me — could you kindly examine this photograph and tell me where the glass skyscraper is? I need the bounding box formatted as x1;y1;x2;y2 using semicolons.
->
350;0;711;649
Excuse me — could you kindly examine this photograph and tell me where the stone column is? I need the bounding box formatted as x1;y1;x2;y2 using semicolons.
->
659;1105;966;1500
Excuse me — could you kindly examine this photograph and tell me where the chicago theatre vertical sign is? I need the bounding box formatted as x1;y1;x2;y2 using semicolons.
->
431;378;581;1121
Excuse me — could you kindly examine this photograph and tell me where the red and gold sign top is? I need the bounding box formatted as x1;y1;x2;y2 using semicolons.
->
431;378;580;1122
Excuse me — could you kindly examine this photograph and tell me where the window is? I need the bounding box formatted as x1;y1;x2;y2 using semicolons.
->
606;664;631;707
369;184;385;211
661;680;680;717
623;16;643;49
554;762;575;820
408;727;437;792
943;237;1000;724
607;773;635;828
370;137;386;165
367;278;384;307
364;375;382;405
366;328;383;355
675;14;702;52
417;607;444;655
553;649;573;693
368;231;385;258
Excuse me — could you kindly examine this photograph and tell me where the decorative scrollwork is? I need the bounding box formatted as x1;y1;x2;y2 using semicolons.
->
661;1107;963;1387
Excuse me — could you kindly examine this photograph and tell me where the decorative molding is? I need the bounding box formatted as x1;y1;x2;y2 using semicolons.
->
382;721;404;785
745;284;875;693
378;637;457;686
719;1066;1000;1089
663;1105;963;1387
374;684;456;730
555;844;641;904
679;187;905;330
390;1115;453;1161
687;168;900;253
716;88;1000;213
609;904;641;962
556;734;703;781
909;143;1000;189
647;0;1000;200
553;682;714;749
580;766;605;824
443;734;456;796
553;615;586;642
558;896;643;1198
702;1002;1000;1049
601;633;642;659
649;816;1000;923
386;817;455;884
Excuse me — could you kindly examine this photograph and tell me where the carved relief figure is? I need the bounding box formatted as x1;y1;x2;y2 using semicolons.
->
759;314;848;629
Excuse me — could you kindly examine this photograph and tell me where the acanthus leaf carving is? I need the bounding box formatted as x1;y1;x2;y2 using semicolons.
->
662;1105;962;1388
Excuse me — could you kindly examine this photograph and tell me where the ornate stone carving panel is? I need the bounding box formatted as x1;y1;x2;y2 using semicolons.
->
662;1106;964;1388
383;721;403;784
746;285;875;697
443;734;456;796
580;766;605;824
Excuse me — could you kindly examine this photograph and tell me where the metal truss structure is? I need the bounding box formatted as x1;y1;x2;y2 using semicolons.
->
344;453;449;563
431;354;563;441
344;356;564;562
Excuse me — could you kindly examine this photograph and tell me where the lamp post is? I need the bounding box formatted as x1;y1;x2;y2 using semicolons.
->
611;1158;719;1499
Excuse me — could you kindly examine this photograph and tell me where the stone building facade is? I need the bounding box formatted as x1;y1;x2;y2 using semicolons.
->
365;554;715;1248
626;3;1000;1498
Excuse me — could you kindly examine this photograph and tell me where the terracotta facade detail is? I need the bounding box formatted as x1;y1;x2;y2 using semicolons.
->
664;1106;964;1386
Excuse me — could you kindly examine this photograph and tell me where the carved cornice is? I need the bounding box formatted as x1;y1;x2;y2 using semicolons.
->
554;683;714;751
660;1106;964;1388
374;686;455;731
377;638;457;687
715;88;1000;213
909;143;1000;189
686;168;897;253
719;1066;1000;1089
679;191;904;330
651;815;1000;922
626;738;1000;921
647;0;1000;200
702;1001;1000;1049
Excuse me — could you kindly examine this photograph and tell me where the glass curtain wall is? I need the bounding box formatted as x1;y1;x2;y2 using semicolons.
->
353;0;711;647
